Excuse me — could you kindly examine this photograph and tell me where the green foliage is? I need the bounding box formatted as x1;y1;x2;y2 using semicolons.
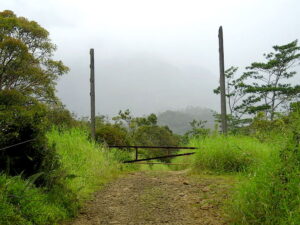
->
101;110;181;162
0;127;135;225
247;112;288;141
0;90;60;186
189;103;300;224
46;128;133;199
0;10;69;101
191;135;273;173
46;103;78;129
112;109;133;127
228;136;300;225
214;67;243;117
135;113;158;126
290;101;300;113
112;109;158;129
214;41;300;133
0;174;68;225
95;123;131;146
234;40;300;120
183;119;210;142
133;125;180;162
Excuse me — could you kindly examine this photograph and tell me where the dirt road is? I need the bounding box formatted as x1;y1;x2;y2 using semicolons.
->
64;171;234;225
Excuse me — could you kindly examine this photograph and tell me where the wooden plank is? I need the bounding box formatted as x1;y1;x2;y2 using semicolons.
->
123;152;195;163
108;145;198;150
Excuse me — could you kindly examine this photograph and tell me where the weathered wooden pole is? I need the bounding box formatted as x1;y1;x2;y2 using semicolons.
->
90;48;96;140
218;26;228;134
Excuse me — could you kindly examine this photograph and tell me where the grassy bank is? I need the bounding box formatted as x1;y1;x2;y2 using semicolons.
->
176;134;300;225
0;128;135;225
228;138;300;225
47;128;132;199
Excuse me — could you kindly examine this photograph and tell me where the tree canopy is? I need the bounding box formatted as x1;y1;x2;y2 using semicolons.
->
0;10;68;102
239;40;300;120
214;40;300;125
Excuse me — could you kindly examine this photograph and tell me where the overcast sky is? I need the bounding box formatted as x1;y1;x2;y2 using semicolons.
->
1;0;299;117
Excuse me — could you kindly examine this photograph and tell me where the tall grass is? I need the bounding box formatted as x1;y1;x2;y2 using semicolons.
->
186;132;300;224
190;135;274;173
0;127;135;225
0;174;66;225
228;138;300;225
47;128;131;199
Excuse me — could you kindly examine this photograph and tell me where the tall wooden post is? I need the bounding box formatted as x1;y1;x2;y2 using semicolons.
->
218;26;228;134
90;48;96;140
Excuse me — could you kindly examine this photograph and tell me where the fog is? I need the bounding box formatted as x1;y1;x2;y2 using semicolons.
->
1;0;300;117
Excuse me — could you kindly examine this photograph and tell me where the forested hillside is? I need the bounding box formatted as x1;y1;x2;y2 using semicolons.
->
157;106;215;134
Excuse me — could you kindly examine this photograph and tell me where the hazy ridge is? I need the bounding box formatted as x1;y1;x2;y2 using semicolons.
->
157;106;216;135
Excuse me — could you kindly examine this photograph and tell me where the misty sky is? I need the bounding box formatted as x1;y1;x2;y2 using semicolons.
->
1;0;300;117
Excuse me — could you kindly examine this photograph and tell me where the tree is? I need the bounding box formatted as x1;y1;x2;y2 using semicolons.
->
184;119;209;140
214;67;244;118
134;113;157;126
237;40;300;120
112;109;133;127
214;67;249;130
0;10;69;102
214;40;300;122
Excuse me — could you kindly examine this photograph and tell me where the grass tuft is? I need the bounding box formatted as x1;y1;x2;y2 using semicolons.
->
190;135;273;173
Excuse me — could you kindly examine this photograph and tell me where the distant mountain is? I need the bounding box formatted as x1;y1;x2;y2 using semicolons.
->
157;106;216;135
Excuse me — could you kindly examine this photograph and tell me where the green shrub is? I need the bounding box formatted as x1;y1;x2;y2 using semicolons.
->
191;135;273;173
0;90;60;186
95;124;131;146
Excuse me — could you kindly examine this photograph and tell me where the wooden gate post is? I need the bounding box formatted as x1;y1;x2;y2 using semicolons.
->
90;48;96;140
218;26;228;134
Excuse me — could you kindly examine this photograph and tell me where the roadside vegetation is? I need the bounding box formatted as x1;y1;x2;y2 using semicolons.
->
173;40;300;224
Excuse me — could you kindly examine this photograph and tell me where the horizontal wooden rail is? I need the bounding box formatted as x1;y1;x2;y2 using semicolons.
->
108;145;198;150
123;152;195;163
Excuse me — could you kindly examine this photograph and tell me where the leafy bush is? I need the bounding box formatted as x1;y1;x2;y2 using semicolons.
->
95;124;131;146
0;90;60;186
191;135;273;173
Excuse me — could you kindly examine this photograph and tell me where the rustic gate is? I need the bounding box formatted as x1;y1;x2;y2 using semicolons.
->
108;146;198;164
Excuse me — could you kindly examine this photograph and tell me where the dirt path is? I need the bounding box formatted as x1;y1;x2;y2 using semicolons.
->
65;171;234;225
